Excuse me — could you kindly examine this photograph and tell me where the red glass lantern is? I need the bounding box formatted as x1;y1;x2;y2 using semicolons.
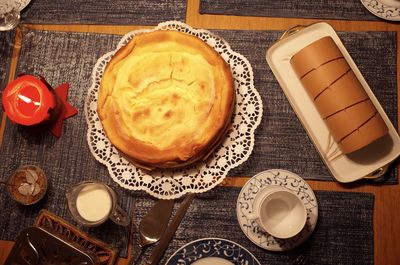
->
2;75;61;126
2;75;77;137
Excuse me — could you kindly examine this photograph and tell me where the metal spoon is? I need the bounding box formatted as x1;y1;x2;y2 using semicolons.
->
127;199;175;265
26;232;40;265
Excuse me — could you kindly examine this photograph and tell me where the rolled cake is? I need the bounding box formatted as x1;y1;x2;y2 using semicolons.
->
97;30;235;169
290;36;388;154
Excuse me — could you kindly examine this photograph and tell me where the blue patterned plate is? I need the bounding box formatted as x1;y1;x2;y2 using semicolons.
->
165;238;261;265
16;0;31;11
360;0;400;21
236;169;318;251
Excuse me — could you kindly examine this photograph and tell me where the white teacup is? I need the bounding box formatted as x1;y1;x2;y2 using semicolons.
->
246;186;307;239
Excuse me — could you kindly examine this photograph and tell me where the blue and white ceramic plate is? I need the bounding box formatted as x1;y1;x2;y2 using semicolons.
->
361;0;400;21
165;238;261;265
0;0;30;13
236;169;318;251
16;0;31;11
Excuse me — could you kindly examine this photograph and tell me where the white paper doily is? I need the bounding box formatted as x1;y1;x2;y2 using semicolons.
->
85;21;262;199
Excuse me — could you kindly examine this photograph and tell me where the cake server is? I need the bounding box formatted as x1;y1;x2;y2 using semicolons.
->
147;193;195;265
128;199;175;265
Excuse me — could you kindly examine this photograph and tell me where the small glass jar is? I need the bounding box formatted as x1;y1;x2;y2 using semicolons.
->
66;181;130;227
7;165;48;205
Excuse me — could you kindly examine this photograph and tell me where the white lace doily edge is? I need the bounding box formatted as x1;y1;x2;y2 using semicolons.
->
84;21;263;199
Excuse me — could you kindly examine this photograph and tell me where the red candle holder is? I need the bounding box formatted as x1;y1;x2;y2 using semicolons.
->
2;74;78;137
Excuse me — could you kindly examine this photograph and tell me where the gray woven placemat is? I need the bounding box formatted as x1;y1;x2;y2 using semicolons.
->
0;30;132;257
0;28;397;182
133;187;374;265
0;31;14;108
21;0;186;25
199;0;380;21
211;29;398;183
0;28;394;257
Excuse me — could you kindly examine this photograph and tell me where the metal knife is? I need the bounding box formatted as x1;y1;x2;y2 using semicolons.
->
127;199;174;265
146;193;195;265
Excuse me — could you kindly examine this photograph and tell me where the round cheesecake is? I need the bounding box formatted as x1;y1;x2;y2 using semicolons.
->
97;30;235;169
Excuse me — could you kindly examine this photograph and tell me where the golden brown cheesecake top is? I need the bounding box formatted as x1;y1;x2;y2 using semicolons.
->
97;30;235;168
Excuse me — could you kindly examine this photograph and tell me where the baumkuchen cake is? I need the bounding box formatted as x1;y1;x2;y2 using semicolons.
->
97;30;235;169
290;36;388;154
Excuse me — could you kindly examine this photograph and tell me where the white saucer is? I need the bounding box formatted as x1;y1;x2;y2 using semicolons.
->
360;0;400;21
165;238;261;265
236;169;318;251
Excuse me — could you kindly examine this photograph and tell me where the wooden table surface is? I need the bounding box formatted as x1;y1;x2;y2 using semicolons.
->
1;1;399;264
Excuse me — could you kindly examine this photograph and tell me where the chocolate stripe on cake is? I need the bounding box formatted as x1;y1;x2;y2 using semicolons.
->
299;56;345;80
324;98;370;120
312;66;351;102
337;110;379;143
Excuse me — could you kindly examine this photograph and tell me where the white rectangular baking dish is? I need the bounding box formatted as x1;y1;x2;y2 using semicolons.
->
266;22;400;183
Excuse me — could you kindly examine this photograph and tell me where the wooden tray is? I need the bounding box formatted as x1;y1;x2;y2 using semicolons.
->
34;209;118;265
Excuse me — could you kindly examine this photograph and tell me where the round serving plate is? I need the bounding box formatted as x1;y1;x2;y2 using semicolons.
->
360;0;400;21
0;0;30;13
165;238;261;265
236;169;318;251
17;0;31;11
85;21;263;200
